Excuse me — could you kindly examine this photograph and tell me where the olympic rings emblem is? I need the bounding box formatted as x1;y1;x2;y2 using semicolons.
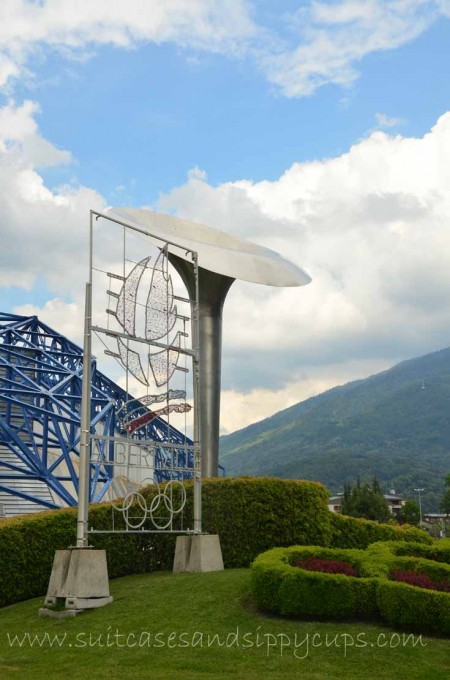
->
112;479;187;530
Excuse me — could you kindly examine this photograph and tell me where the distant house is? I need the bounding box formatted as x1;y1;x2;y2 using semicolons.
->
422;513;448;523
421;513;448;538
328;495;344;513
382;492;405;516
328;489;405;516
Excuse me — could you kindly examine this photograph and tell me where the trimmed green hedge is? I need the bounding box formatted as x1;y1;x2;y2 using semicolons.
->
282;547;377;620
0;477;330;607
329;512;432;549
388;555;450;584
0;510;77;607
251;542;450;635
251;546;378;621
0;476;435;608
369;539;450;565
377;580;450;636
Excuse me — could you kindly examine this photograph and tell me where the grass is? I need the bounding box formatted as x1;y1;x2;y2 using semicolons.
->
0;569;449;680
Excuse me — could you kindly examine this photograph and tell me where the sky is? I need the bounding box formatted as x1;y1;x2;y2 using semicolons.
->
1;0;450;434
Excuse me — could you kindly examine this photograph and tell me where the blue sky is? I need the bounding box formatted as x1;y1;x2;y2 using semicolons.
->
1;1;450;431
22;9;450;205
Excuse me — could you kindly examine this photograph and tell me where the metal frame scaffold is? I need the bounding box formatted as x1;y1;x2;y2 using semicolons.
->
0;313;195;518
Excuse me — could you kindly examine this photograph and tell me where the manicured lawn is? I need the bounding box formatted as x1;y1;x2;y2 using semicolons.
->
0;569;448;680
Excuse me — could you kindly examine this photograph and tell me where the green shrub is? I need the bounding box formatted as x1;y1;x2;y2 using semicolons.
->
0;509;77;607
0;477;330;607
388;555;450;585
376;579;450;635
251;546;377;621
196;478;332;567
356;542;393;579
251;541;450;635
0;518;29;606
280;569;377;619
251;547;291;612
374;548;450;635
89;477;333;570
0;475;435;609
370;539;450;565
329;512;432;549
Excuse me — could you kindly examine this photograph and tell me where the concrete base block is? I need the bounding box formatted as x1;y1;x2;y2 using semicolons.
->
65;596;113;610
173;534;224;573
44;548;112;611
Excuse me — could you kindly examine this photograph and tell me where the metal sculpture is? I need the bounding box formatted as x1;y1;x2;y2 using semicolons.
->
78;210;202;543
107;250;185;388
106;207;311;478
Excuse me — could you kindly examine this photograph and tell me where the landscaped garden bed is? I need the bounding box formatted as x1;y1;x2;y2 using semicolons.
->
251;542;450;635
367;538;450;565
0;477;430;608
390;568;450;592
294;556;359;577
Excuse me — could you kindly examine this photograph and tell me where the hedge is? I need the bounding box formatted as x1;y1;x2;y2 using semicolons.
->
251;546;378;621
0;476;434;608
388;555;450;585
282;547;376;619
0;477;330;607
329;512;432;549
376;580;450;635
0;510;77;607
251;542;450;635
368;539;450;565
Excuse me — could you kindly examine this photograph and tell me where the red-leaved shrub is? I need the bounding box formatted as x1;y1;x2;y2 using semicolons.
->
295;557;358;577
391;569;450;593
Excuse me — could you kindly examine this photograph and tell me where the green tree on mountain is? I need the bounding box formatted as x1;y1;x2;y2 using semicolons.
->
440;473;450;516
397;499;420;525
340;477;391;522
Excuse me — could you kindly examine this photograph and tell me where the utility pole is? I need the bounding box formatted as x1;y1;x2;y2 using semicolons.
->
414;487;425;525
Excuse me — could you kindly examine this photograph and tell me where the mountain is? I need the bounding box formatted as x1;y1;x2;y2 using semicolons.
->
219;347;450;511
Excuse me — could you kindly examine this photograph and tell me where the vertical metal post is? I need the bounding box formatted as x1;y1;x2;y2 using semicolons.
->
192;253;202;534
76;213;93;548
167;253;234;478
76;281;92;547
415;487;424;525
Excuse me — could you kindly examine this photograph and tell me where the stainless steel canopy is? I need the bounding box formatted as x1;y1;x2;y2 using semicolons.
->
106;207;311;477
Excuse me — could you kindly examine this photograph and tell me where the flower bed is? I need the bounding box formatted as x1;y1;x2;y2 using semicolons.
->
368;539;450;565
251;543;450;635
391;569;450;592
252;546;376;621
295;556;358;577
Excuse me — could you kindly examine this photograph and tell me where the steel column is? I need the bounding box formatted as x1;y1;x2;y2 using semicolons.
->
169;253;234;478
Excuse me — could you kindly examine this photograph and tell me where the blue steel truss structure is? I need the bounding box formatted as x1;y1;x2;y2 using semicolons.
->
0;313;196;516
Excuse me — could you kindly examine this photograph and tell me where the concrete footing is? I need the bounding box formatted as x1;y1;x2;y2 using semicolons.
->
173;534;224;573
44;548;112;611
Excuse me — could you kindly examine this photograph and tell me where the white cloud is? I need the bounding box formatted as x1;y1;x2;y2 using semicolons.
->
159;111;450;416
263;0;440;97
0;1;447;98
220;357;390;433
4;98;450;433
0;53;20;87
0;100;102;290
375;112;405;129
0;99;72;166
0;0;258;88
14;298;82;342
0;99;38;141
